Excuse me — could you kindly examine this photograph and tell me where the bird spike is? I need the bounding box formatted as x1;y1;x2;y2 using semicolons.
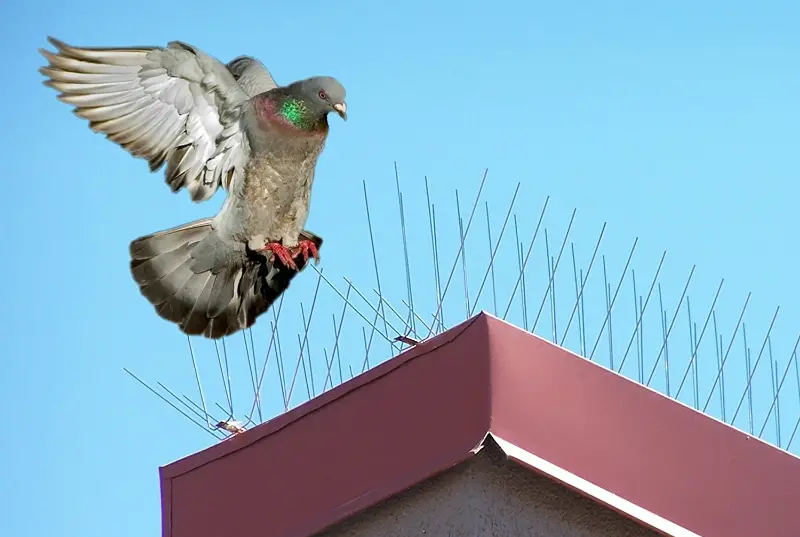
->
124;164;800;458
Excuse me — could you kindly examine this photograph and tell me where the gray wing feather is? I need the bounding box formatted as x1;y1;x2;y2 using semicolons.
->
39;36;251;202
226;55;278;97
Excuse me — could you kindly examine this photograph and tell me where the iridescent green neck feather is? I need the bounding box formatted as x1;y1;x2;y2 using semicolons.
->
279;98;316;130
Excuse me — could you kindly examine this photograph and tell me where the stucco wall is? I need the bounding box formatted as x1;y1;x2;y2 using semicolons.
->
316;440;659;537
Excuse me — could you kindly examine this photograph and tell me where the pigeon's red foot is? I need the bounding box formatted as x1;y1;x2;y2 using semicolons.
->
264;242;298;270
294;240;320;265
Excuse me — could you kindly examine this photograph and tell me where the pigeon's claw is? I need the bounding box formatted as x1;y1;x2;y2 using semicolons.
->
294;240;320;265
264;242;298;270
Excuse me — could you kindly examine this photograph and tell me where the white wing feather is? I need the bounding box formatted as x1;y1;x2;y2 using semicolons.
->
40;37;252;202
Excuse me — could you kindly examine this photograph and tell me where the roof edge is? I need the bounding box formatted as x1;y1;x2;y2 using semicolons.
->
488;433;700;537
160;313;487;479
483;311;800;463
309;441;485;536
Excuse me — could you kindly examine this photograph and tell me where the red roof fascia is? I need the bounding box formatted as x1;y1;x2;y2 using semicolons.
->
160;314;491;537
160;312;800;537
485;315;800;537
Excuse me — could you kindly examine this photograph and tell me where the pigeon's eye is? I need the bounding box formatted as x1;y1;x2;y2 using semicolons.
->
318;90;327;100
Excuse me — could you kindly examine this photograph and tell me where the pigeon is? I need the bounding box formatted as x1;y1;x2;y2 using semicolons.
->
39;37;347;339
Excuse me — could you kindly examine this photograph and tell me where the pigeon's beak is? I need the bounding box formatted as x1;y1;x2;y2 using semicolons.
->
333;102;347;121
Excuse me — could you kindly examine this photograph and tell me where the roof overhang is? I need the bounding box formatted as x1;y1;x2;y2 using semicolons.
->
160;312;800;537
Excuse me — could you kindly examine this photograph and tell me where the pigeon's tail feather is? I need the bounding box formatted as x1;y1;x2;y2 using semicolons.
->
129;218;247;339
129;220;323;339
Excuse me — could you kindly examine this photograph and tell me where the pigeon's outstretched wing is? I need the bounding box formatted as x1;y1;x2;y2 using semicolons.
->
39;36;251;202
226;55;278;97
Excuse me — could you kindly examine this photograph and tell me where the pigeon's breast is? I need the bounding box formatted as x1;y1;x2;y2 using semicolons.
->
227;153;317;240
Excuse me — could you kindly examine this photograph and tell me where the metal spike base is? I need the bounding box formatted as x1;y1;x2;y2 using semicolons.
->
127;165;800;456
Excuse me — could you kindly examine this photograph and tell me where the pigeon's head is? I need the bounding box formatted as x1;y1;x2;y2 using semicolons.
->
293;76;347;121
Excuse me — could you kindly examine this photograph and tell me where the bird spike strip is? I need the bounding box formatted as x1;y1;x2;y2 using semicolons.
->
127;165;800;454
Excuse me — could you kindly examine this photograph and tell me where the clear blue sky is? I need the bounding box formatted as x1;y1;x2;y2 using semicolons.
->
2;1;800;536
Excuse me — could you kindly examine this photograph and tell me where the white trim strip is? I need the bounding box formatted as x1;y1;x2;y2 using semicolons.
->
490;434;702;537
